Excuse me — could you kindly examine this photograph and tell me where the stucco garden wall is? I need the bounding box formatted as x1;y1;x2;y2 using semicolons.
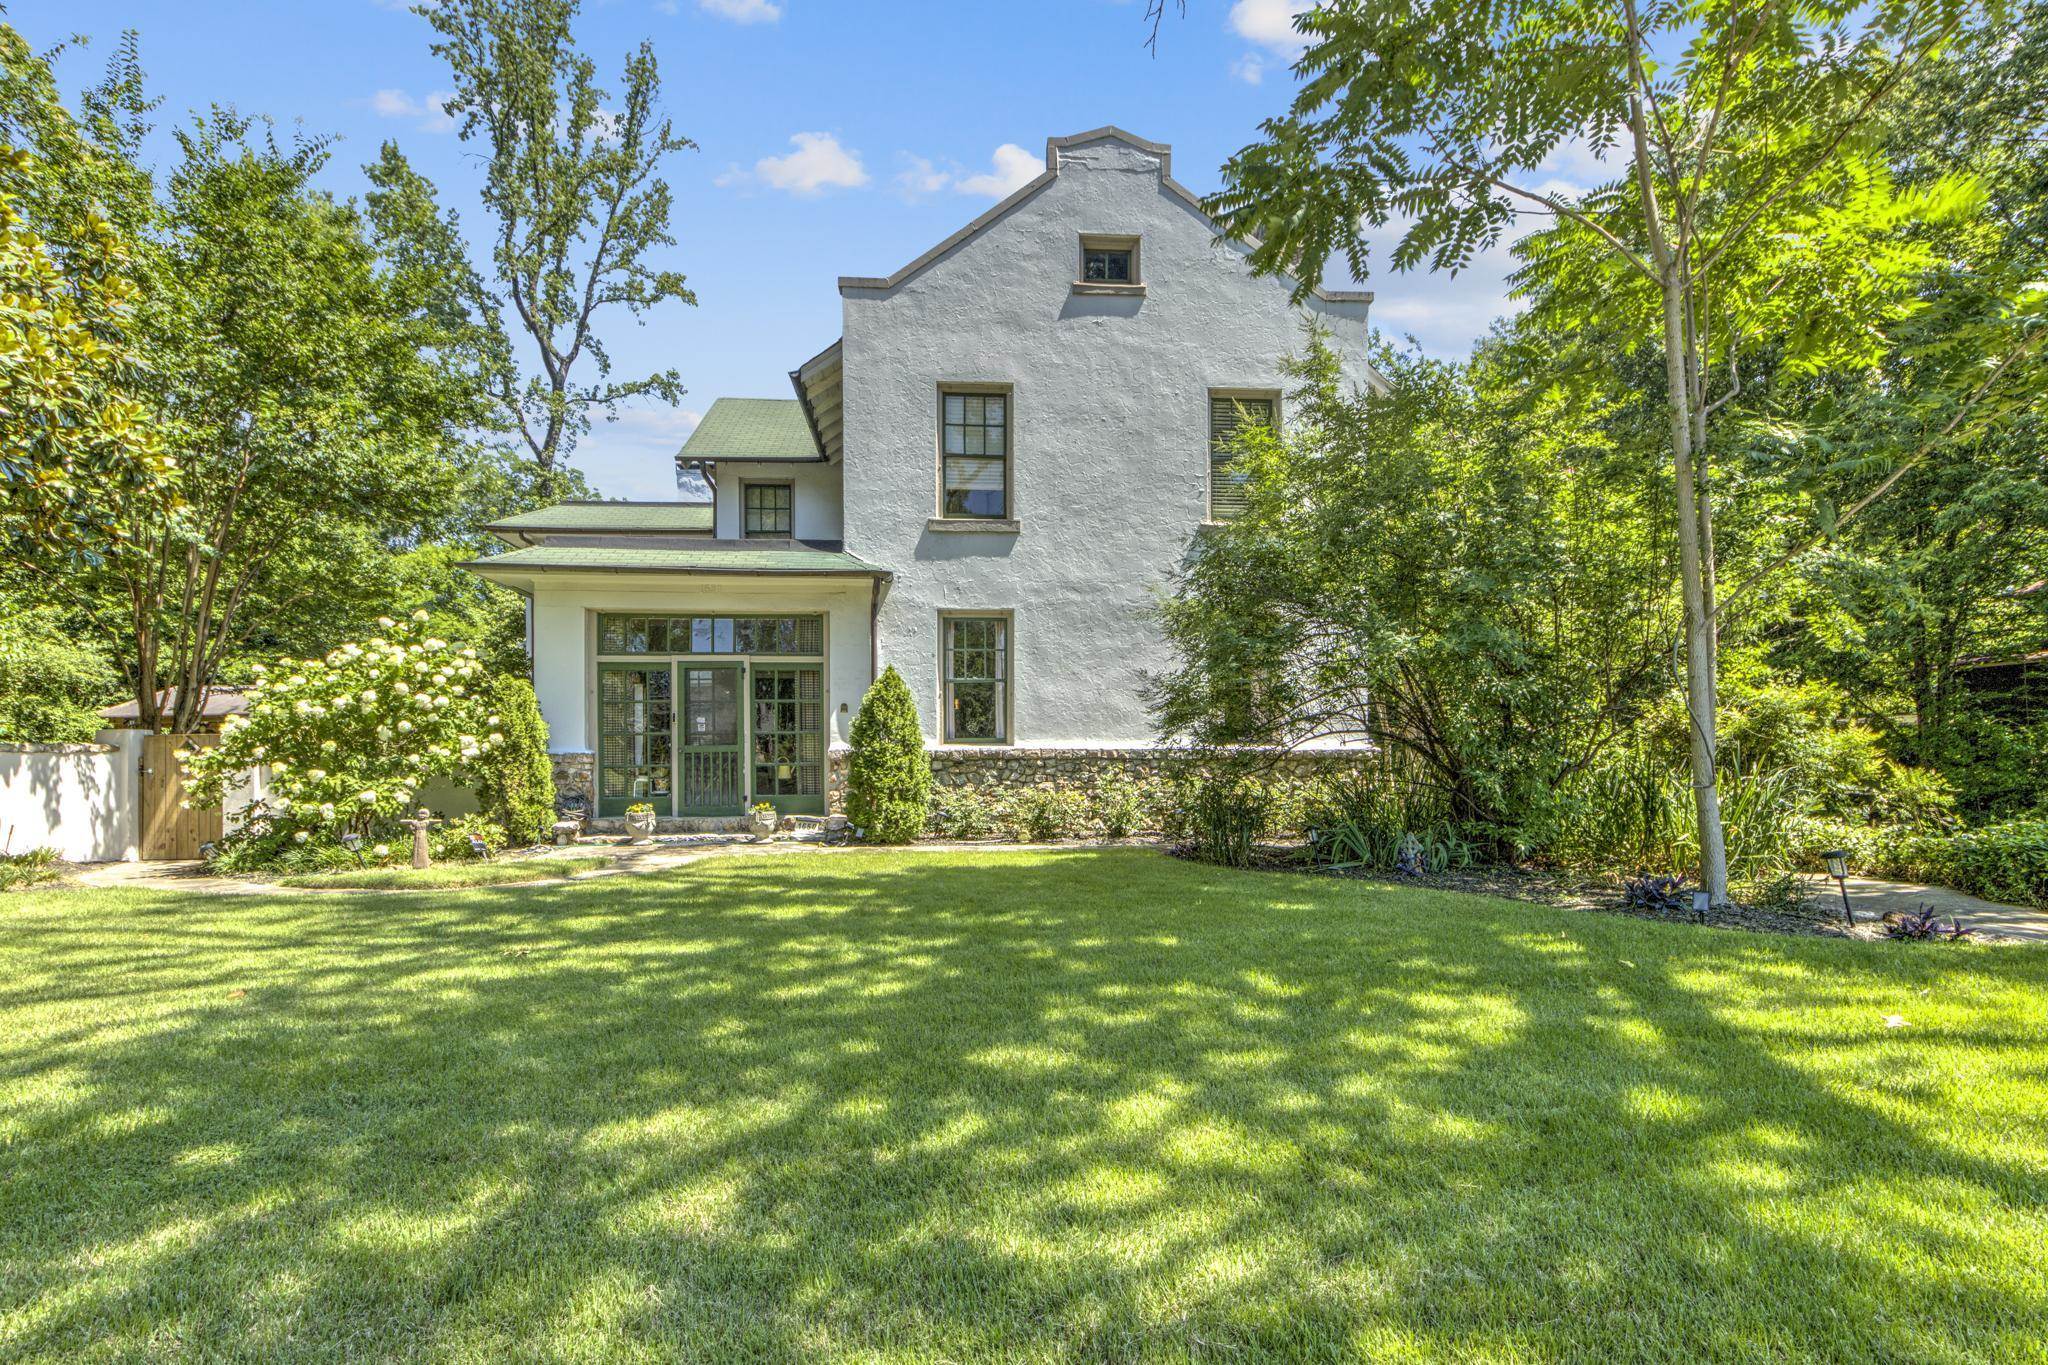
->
839;130;1378;747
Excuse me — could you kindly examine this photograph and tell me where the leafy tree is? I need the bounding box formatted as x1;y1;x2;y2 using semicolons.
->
0;26;175;570
419;0;696;482
845;666;931;844
477;674;555;844
1203;0;2000;904
0;597;119;741
1153;331;1675;837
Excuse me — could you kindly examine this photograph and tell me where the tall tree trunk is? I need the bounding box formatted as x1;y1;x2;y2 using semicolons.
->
1657;265;1732;904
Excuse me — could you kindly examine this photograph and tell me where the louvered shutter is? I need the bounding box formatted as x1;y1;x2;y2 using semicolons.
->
1209;395;1274;522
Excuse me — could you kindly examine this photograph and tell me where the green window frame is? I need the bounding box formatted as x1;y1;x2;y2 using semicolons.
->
942;614;1009;743
940;389;1008;519
597;614;823;657
743;482;793;538
1208;393;1275;522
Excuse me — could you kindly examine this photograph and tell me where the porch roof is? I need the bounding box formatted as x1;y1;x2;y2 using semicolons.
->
460;542;890;583
676;397;822;464
486;501;713;544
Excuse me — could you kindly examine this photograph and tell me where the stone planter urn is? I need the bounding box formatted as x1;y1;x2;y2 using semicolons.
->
623;805;658;845
747;804;779;840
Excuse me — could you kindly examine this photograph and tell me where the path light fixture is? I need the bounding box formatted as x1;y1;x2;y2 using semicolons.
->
340;832;364;867
1822;850;1854;926
1692;889;1711;924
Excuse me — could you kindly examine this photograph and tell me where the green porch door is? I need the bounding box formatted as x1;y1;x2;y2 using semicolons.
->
677;664;746;816
597;665;674;816
751;665;825;815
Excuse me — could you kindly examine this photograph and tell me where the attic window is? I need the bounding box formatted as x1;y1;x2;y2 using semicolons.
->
1078;235;1141;291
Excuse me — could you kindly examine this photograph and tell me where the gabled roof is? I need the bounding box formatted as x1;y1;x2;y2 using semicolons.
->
838;125;1375;307
487;501;713;545
461;542;888;580
790;338;843;463
677;396;822;464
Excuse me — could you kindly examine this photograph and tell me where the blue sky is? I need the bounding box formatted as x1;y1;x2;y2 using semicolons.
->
12;0;1534;499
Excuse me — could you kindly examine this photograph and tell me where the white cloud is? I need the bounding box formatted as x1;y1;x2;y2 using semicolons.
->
699;0;782;22
368;88;455;134
572;408;708;501
1229;0;1315;51
723;131;870;196
954;143;1040;199
893;153;952;200
1230;52;1267;84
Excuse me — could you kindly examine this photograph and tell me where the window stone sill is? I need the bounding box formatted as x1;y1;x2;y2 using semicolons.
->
926;518;1020;534
1071;281;1146;297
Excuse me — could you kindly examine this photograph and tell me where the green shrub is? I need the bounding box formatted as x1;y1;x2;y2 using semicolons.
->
1007;788;1089;842
1089;767;1148;838
927;786;1006;840
0;846;63;891
1300;765;1458;869
845;666;931;844
0;603;118;742
477;676;555;846
1874;821;2048;908
432;814;508;862
1173;768;1271;868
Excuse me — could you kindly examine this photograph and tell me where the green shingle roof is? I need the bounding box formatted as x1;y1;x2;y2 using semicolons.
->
678;398;820;462
488;502;713;535
462;544;887;577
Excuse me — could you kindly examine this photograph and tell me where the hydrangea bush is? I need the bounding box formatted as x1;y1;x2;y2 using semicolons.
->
183;612;506;834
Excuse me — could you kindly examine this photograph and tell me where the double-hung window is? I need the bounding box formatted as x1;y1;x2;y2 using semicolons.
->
743;482;793;538
1208;393;1276;522
942;615;1009;742
940;389;1008;519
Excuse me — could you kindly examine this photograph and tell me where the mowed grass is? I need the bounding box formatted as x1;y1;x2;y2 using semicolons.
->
276;855;612;890
1;849;2043;1362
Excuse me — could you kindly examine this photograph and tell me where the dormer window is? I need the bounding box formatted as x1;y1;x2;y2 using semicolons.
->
1076;234;1141;292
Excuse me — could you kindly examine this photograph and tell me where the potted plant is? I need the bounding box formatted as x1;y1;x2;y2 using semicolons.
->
623;801;658;844
747;800;780;839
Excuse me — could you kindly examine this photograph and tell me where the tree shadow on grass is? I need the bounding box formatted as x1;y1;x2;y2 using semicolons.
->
2;849;2044;1360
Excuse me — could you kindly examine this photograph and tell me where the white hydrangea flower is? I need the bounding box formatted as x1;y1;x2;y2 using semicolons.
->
397;720;414;733
412;609;429;621
252;744;267;758
251;662;268;674
358;790;377;804
360;690;377;704
319;803;336;819
375;725;393;741
433;696;449;708
489;732;504;745
425;638;446;650
487;715;502;726
394;681;411;695
289;675;306;687
461;648;477;660
377;616;396;629
331;695;350;710
321;739;338;752
308;768;327;781
373;843;391;858
294;830;310;843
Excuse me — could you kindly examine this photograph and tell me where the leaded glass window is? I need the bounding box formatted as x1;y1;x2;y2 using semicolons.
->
941;390;1007;519
598;614;821;656
943;615;1008;743
743;483;792;538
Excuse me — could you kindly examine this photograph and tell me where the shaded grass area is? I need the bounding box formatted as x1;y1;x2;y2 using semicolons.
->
1;848;2043;1361
275;855;611;890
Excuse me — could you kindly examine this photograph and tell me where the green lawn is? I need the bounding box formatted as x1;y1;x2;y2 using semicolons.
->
276;855;612;890
2;849;2043;1362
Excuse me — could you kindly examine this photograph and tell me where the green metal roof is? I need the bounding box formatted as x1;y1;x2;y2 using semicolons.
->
488;502;713;535
462;543;887;577
678;397;821;462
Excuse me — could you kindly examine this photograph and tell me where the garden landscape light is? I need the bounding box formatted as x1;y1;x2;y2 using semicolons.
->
1822;850;1854;926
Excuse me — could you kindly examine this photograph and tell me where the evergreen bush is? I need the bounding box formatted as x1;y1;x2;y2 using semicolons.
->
846;667;931;843
478;675;555;845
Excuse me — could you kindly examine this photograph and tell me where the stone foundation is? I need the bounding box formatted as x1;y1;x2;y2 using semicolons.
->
550;751;595;813
824;744;1378;804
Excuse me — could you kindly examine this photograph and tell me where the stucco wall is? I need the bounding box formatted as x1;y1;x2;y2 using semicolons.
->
839;131;1376;745
527;574;875;755
710;458;845;541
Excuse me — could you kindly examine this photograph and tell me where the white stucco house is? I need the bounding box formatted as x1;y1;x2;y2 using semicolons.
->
465;127;1381;820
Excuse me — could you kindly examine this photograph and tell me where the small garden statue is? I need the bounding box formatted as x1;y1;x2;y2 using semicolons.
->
400;807;442;870
748;800;779;840
1394;832;1424;879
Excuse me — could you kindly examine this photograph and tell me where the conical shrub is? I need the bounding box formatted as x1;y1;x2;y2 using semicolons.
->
845;666;931;843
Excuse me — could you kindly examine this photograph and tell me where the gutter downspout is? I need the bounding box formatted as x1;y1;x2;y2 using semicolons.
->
869;576;883;687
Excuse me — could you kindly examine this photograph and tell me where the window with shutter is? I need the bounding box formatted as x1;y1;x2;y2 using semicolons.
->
1209;394;1275;522
940;388;1009;518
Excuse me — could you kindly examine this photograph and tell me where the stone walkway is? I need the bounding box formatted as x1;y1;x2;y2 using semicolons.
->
1828;875;2048;944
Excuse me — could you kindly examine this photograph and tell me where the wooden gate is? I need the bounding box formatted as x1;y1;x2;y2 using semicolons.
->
140;733;222;860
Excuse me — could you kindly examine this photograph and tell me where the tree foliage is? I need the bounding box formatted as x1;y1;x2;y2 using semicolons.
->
845;666;931;844
420;0;696;480
0;596;118;742
477;674;555;845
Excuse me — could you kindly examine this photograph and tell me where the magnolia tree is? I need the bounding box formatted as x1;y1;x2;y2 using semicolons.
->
183;611;505;833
